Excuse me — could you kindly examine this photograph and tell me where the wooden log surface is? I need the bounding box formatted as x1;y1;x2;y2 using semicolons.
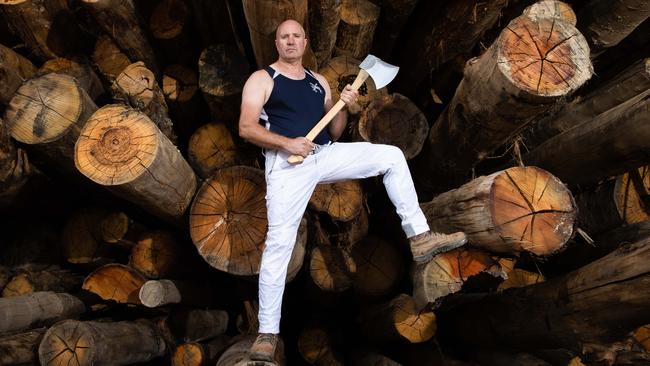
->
360;293;436;344
0;117;30;204
129;230;182;279
139;279;218;308
162;308;229;343
0;43;36;104
309;244;356;292
75;104;197;223
0;327;45;365
298;327;343;365
333;0;380;60
172;336;231;366
308;0;342;67
421;166;576;256
82;263;146;304
92;35;132;83
187;122;238;179
38;57;104;101
350;236;403;298
0;292;85;334
309;180;363;221
2;265;83;297
163;64;206;147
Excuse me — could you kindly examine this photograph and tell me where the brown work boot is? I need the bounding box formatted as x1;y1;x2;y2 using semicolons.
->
409;230;467;263
249;333;278;362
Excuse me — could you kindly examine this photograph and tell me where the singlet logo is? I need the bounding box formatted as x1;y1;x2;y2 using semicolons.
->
309;82;322;94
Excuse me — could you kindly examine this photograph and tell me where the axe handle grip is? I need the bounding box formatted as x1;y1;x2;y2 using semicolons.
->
287;69;370;165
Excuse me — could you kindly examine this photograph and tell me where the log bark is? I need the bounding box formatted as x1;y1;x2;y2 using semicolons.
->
75;104;197;223
438;236;650;353
187;122;238;179
92;35;132;83
370;0;418;60
420;166;576;256
411;248;507;308
523;0;577;25
298;327;343;365
38;57;104;100
81;0;160;75
416;12;592;192
2;265;83;297
333;0;379;60
113;61;177;143
149;0;198;66
360;293;436;344
82;263;146;305
577;0;650;56
308;0;342;67
0;117;30;205
0;43;36;104
522;91;650;185
163;64;207;149
217;335;285;366
4;73;97;175
198;44;250;123
172;336;231;366
0;327;45;365
357;93;428;160
139;279;218;308
0;292;85;334
38;319;166;366
309;180;363;221
349;236;403;298
309;244;356;292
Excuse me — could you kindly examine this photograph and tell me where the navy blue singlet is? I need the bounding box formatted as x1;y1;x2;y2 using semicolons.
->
260;66;331;145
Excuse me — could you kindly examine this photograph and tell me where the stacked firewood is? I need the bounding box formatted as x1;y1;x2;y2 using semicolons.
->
1;0;649;365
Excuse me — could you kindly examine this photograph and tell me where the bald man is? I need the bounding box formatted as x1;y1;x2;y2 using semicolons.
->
239;20;467;362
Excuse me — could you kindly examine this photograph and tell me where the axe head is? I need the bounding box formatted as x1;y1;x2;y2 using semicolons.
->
359;55;399;89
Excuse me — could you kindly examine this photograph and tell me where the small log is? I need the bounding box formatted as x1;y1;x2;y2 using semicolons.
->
149;0;198;66
309;244;356;292
309;180;363;221
0;292;85;334
0;327;45;365
189;166;267;276
75;105;197;223
523;0;577;25
0;117;30;204
81;0;160;75
162;308;229;343
333;0;379;59
113;61;177;143
217;335;286;366
420;166;576;256
417;12;592;192
523;91;650;185
350;236;403;298
308;0;342;67
38;57;104;100
357;93;428;160
187;122;238;179
2;266;83;297
198;44;250;123
370;0;418;59
92;35;132;83
129;230;182;279
0;43;36;104
38;319;166;366
298;327;343;365
360;293;436;344
4;73;97;174
163;64;206;147
139;279;218;308
577;0;650;56
172;336;231;366
498;268;546;291
411;248;507;308
82;263;146;304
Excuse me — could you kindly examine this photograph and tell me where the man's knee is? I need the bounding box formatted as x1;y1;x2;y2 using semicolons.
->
379;144;406;166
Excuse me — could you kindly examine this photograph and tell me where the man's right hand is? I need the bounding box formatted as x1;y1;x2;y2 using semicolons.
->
284;137;315;158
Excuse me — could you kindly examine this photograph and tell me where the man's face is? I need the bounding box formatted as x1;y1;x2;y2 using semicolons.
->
275;21;307;61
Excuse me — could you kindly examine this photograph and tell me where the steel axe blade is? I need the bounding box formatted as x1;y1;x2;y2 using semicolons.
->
359;54;399;89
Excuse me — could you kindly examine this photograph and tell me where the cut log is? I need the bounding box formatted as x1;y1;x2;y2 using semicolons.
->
113;61;177;143
75;104;197;223
523;0;577;25
2;265;83;297
370;0;417;59
0;117;30;204
0;43;36;104
298;327;343;365
411;248;507;308
163;64;206;148
217;335;286;366
438;236;650;353
309;180;363;221
308;0;342;67
357;93;428;160
81;0;160;75
319;55;387;114
498;268;546;291
162;308;229;343
577;0;650;56
360;293;436;344
416;12;592;192
139;279;218;308
0;328;45;365
38;319;166;366
129;230;182;279
149;0;198;66
172;336;231;366
189;166;266;276
349;236;403;298
523;91;650;185
4;73;97;174
187;122;238;179
198;44;250;123
333;0;379;59
0;292;85;334
38;57;104;100
309;244;356;292
82;263;146;304
92;35;132;83
421;166;576;256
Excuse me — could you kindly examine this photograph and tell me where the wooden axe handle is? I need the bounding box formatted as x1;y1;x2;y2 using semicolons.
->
287;69;370;165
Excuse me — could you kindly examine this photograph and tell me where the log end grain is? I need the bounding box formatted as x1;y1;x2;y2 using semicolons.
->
187;122;237;179
310;244;356;292
350;237;403;298
150;0;189;40
115;61;157;105
82;263;146;304
198;44;249;98
130;230;179;278
308;180;363;221
392;294;436;343
173;342;204;366
139;279;182;308
319;55;387;112
163;64;199;103
614;166;650;225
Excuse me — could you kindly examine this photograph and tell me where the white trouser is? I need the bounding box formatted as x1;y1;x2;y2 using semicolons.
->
258;142;430;334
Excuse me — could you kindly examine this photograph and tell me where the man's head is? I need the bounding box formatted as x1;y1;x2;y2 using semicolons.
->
275;19;307;62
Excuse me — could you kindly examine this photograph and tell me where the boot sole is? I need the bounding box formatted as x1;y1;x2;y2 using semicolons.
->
249;352;274;363
412;237;468;263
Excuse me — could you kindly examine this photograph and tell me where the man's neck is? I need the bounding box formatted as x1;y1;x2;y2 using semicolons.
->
273;58;304;76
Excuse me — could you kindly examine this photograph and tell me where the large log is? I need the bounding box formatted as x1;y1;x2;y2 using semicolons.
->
82;263;146;305
38;319;166;366
187;122;238;179
416;12;592;192
0;292;85;334
81;0;160;75
2;265;83;297
360;293;436;344
420;166;576;256
0;117;30;204
333;0;379;60
522;91;650;185
308;0;342;67
0;328;45;365
349;236;403;298
0;43;36;104
91;35;132;83
4;73;97;174
75;105;197;223
370;0;417;60
577;0;650;56
438;236;650;353
38;57;104;101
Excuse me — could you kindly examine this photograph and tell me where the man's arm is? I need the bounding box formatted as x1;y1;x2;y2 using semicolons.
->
239;70;314;157
314;74;358;141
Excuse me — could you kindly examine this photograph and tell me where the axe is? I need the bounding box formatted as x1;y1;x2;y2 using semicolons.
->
287;54;399;165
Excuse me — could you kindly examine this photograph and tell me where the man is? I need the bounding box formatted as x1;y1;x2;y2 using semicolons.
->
239;19;467;362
